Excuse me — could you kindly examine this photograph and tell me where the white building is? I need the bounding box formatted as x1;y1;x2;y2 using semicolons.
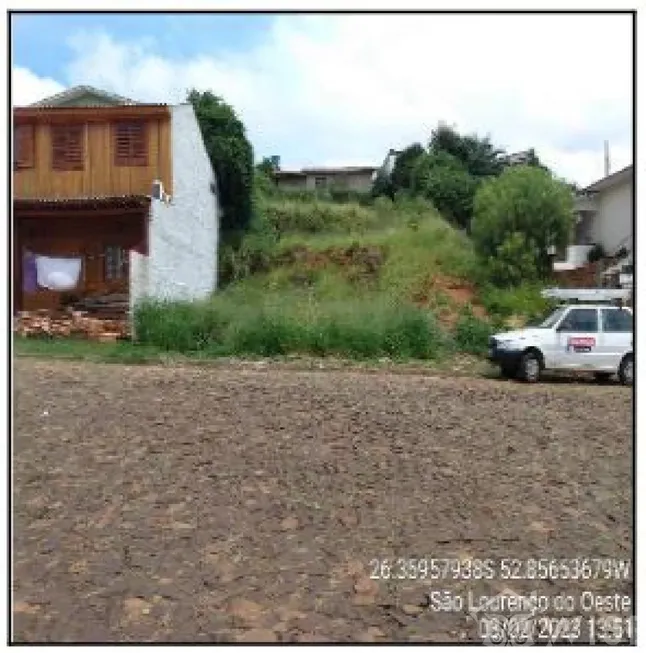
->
554;165;633;287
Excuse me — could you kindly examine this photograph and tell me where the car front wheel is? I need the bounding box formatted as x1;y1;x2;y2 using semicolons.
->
519;351;541;383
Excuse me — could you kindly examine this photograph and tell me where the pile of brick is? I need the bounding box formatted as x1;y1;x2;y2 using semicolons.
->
14;309;130;342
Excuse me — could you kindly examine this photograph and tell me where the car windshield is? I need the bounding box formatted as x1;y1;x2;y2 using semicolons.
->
538;307;568;328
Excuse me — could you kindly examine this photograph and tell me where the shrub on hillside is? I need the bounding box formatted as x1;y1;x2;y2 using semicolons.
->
478;282;552;322
483;231;541;288
454;307;494;356
471;166;573;285
411;151;480;230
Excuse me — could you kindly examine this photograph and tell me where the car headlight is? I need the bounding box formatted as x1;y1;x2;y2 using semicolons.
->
496;340;515;350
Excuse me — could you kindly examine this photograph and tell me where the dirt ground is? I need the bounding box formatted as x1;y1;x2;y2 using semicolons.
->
13;359;633;643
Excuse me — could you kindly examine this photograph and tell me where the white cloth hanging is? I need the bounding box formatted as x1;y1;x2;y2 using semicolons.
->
35;255;82;291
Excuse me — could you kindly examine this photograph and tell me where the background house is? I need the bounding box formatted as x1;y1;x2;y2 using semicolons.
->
572;165;633;255
553;164;633;288
13;85;219;320
274;165;378;193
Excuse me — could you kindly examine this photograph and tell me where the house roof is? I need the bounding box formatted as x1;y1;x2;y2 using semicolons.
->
583;164;633;193
274;170;307;178
14;195;151;212
29;85;142;108
275;165;378;177
301;166;378;174
14;103;170;123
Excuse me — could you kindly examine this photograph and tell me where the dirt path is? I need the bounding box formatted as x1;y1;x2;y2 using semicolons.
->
13;359;633;643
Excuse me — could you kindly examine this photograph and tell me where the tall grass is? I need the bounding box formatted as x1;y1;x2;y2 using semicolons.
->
261;198;378;235
135;296;453;360
258;194;441;237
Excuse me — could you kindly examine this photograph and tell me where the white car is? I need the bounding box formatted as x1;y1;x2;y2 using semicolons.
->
488;300;633;385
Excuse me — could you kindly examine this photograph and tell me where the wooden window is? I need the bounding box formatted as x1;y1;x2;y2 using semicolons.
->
14;124;35;170
51;124;85;171
114;121;148;167
104;246;128;280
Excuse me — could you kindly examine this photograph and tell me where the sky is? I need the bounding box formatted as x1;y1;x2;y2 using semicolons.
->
11;11;634;187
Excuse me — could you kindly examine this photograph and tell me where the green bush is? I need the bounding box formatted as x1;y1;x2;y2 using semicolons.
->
483;231;541;287
454;307;494;355
478;282;551;322
471;165;573;284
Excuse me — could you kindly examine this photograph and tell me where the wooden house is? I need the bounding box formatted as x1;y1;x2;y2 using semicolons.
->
13;85;219;323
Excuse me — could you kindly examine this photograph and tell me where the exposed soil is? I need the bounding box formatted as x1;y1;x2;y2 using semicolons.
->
13;359;633;643
412;274;486;327
277;243;386;275
278;243;386;289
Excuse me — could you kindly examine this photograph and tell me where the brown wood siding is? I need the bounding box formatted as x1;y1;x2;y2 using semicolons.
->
13;116;172;199
16;214;145;312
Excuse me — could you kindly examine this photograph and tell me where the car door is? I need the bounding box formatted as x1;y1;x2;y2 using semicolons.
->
598;307;633;371
555;307;602;369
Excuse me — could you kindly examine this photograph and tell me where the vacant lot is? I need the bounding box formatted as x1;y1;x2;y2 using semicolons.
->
13;359;632;643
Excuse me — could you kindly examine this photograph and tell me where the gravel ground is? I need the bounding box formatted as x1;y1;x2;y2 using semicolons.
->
13;359;633;643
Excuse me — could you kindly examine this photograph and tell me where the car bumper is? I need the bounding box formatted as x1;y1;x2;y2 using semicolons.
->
488;348;523;366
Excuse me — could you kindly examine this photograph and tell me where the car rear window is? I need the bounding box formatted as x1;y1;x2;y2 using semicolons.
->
601;308;633;333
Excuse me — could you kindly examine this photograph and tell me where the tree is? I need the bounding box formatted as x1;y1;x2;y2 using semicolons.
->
429;123;505;178
370;169;395;200
390;143;426;191
188;89;254;239
482;231;543;287
257;155;281;175
411;151;480;229
471;166;574;285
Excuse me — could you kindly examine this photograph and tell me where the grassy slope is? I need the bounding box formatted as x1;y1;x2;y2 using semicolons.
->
16;195;550;363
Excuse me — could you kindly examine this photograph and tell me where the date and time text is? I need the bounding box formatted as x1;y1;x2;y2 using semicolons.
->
368;557;633;644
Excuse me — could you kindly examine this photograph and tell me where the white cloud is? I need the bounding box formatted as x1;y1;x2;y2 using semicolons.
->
12;67;64;106
13;13;633;186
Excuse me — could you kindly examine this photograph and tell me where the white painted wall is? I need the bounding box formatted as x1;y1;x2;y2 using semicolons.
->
590;178;633;255
129;103;219;315
303;171;375;192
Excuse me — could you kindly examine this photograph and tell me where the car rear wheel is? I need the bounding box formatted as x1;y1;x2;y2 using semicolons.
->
518;351;541;383
618;355;633;386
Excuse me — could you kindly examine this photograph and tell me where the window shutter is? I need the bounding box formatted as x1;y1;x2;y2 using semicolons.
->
114;122;148;167
51;125;84;171
14;124;35;169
